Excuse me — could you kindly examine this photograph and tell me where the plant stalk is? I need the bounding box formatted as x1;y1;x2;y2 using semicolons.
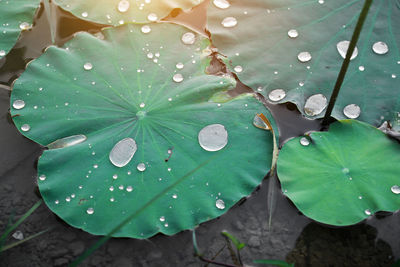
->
322;0;373;126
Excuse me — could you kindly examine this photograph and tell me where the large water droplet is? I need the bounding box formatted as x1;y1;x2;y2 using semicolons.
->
47;135;87;149
86;207;94;215
343;104;361;119
364;209;371;216
300;137;310;146
176;62;184;69
126;186;133;192
137;162;146;172
109;138;137;168
287;29;298;38
173;73;184;83
159;216;165;222
216;199;225;209
141;25;151;34
12;231;24;240
118;0;130;13
268;89;286;102
336;41;358;60
84;62;93;70
82;12;88;17
221;17;237;28
198;124;228;152
0;50;5;57
13;100;25;110
391;185;400;194
21;124;30;132
213;0;230;9
304;94;327;116
372;42;389;55
181;32;195;45
297;52;312;63
39;174;46;181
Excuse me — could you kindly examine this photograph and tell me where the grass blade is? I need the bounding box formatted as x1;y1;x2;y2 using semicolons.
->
0;228;50;252
0;200;42;244
253;259;295;267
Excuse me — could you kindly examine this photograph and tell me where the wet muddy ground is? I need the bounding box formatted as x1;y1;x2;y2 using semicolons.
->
0;2;399;266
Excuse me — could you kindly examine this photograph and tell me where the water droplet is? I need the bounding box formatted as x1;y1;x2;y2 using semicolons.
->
343;104;361;119
336;41;358;60
234;65;243;73
216;199;225;209
12;231;24;240
221;17;237;28
358;196;363;200
253;114;270;130
84;62;93;70
342;168;350;174
47;135;87;149
172;194;178;199
118;0;130;12
118;185;124;190
0;50;5;57
391;74;396;79
198;124;228;152
372;41;389;55
93;164;98;169
173;73;184;83
66;197;71;202
55;200;59;204
19;22;30;30
213;0;230;9
181;32;195;45
21;124;30;132
297;52;312;63
359;66;365;71
304;94;327;116
109;186;114;191
140;102;145;108
110;197;115;202
82;12;88;17
141;25;151;34
147;13;158;21
137;162;146;172
113;174;118;180
176;62;184;69
86;207;94;215
109;138;137;168
391;185;400;194
126;186;133;192
287;29;298;38
164;223;169;227
364;209;372;216
39;174;46;181
159;216;165;222
13;100;25;110
300;137;310;146
268;89;286;102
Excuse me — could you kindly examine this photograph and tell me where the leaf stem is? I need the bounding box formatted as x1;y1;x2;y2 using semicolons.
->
322;0;373;126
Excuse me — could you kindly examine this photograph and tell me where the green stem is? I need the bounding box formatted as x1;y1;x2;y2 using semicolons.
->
322;0;373;126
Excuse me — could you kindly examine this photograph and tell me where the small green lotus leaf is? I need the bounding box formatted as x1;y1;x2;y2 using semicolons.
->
0;0;40;58
277;119;400;226
10;23;275;238
54;0;204;25
208;0;400;129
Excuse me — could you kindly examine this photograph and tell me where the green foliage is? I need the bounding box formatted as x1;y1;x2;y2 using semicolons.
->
11;23;276;238
0;0;40;57
277;120;400;226
221;230;245;251
54;0;204;25
208;0;400;129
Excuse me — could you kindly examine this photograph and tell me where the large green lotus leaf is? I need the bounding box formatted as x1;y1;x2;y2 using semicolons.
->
208;0;400;129
0;0;40;58
277;119;400;226
10;23;275;238
54;0;204;25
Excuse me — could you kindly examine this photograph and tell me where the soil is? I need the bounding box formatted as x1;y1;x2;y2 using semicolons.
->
0;2;399;267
